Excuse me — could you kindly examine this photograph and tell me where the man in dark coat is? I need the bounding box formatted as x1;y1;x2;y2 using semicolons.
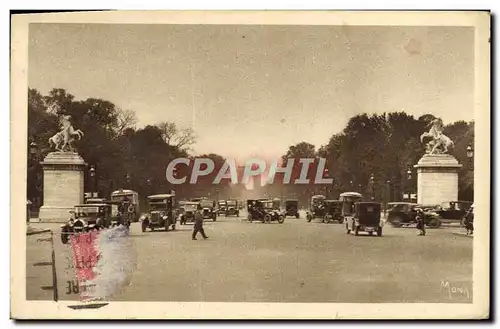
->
415;208;426;236
192;207;208;240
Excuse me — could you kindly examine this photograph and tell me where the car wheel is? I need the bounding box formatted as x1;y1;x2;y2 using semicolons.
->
345;223;351;234
377;227;383;237
428;217;442;228
278;215;285;224
354;226;359;236
264;214;271;223
306;214;312;222
295;214;300;219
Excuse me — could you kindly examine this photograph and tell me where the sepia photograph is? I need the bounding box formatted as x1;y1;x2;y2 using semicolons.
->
10;10;490;319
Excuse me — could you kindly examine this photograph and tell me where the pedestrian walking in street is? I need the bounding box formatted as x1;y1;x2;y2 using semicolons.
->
415;208;426;236
192;207;208;240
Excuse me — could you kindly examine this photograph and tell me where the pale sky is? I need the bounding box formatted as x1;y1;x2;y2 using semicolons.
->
29;24;474;160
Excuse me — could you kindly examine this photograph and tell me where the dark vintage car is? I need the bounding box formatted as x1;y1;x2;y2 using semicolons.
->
225;199;240;217
435;201;473;222
178;201;199;225
284;199;300;218
60;203;116;244
247;199;284;224
306;195;327;222
199;199;217;221
141;194;177;232
387;202;442;228
387;202;419;227
323;200;343;223
247;199;265;222
345;202;383;236
217;200;227;216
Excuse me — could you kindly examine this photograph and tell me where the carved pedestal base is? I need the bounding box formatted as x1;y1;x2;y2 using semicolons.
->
414;154;463;206
38;152;87;222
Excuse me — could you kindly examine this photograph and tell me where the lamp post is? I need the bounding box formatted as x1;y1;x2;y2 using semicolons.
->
370;173;375;201
28;141;39;224
406;168;412;202
89;165;97;198
385;180;391;215
466;145;474;170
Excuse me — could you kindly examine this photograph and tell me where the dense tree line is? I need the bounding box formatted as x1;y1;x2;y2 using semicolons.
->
27;88;474;209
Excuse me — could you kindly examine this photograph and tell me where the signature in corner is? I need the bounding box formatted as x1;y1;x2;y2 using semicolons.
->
440;279;471;300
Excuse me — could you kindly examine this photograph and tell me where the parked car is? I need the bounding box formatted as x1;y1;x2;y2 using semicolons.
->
141;194;177;232
284;199;300;218
345;202;383;236
323;200;343;223
178;201;199;225
199;199;217;221
306;195;327;222
60;203;116;244
225;199;240;217
217;200;227;216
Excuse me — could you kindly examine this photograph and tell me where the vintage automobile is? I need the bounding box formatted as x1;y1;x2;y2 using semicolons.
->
386;202;442;228
434;201;473;222
141;194;177;232
199;199;217;221
306;195;327;222
247;199;284;223
247;199;265;222
60;203;116;244
178;201;199;225
323;200;343;223
387;202;419;227
284;199;300;218
345;202;383;236
339;192;363;221
111;189;140;222
225;199;240;217
217;200;227;216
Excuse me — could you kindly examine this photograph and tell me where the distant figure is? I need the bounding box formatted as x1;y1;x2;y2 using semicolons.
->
415;208;426;236
192;207;208;240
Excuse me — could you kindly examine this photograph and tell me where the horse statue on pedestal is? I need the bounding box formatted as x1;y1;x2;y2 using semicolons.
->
48;115;84;152
420;118;454;154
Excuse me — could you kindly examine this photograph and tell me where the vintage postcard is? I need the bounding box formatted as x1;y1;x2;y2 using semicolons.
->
11;10;490;319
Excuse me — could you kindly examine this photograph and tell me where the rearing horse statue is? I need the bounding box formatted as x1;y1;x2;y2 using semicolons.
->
48;115;84;152
420;118;454;154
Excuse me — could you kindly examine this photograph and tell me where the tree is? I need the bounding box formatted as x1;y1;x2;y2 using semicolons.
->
156;122;196;151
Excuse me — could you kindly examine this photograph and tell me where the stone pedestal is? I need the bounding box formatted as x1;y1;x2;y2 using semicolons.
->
38;152;87;222
414;154;463;206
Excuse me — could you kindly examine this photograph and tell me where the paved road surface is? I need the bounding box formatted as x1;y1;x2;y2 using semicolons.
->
26;212;472;303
